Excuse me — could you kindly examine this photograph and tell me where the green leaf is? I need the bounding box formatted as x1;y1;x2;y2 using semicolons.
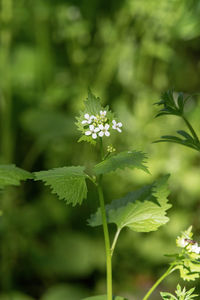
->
83;89;103;116
175;259;200;281
160;292;177;300
161;284;199;300
94;150;149;175
0;164;33;188
154;131;200;152
83;296;127;300
34;166;87;206
155;90;183;117
89;175;171;232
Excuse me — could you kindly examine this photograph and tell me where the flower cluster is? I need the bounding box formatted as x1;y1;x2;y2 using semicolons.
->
176;236;200;254
107;145;116;153
81;110;123;139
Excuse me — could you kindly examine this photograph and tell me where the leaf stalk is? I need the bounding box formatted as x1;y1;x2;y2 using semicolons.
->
111;228;121;257
182;116;199;143
142;265;175;300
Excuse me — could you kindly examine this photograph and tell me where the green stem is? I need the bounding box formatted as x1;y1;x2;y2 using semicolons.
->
142;265;175;300
182;116;199;143
111;228;121;257
98;139;112;300
97;181;112;300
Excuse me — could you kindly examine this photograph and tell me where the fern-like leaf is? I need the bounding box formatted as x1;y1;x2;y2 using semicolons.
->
154;130;200;152
155;90;185;117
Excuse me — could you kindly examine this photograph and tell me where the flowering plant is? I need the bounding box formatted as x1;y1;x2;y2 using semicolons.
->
33;90;172;300
0;90;200;299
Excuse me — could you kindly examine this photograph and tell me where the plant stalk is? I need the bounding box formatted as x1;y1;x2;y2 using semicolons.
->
182;116;199;143
142;265;175;300
97;181;112;300
98;139;112;300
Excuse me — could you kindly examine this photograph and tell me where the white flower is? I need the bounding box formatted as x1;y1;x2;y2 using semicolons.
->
85;124;100;139
177;237;189;248
98;124;110;137
82;113;96;125
100;110;107;117
188;243;200;254
112;120;123;133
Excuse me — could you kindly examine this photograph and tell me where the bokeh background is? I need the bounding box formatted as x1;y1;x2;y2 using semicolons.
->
1;0;200;299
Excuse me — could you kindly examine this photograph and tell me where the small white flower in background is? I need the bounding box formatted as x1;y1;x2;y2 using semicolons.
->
82;113;96;125
112;120;123;133
98;124;110;137
85;124;100;139
188;243;200;254
177;237;189;248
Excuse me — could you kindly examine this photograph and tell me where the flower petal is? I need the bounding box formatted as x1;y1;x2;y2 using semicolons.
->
94;127;100;132
105;124;110;130
99;131;104;137
105;131;110;137
84;113;90;119
89;124;94;130
85;131;91;136
92;133;97;139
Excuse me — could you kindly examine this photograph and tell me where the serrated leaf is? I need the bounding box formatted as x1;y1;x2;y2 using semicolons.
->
77;135;97;145
175;259;200;281
34;166;87;206
94;150;149;175
0;164;33;188
83;89;103;116
89;175;171;232
82;296;127;300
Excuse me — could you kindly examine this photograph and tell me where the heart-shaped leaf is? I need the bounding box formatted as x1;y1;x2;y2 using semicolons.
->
89;175;171;233
34;166;87;206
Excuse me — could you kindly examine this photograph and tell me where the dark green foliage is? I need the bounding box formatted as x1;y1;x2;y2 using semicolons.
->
155;91;200;152
155;90;187;117
154;131;200;152
0;164;33;188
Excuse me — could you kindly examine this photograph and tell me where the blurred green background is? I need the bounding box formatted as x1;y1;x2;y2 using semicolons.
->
1;0;200;299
